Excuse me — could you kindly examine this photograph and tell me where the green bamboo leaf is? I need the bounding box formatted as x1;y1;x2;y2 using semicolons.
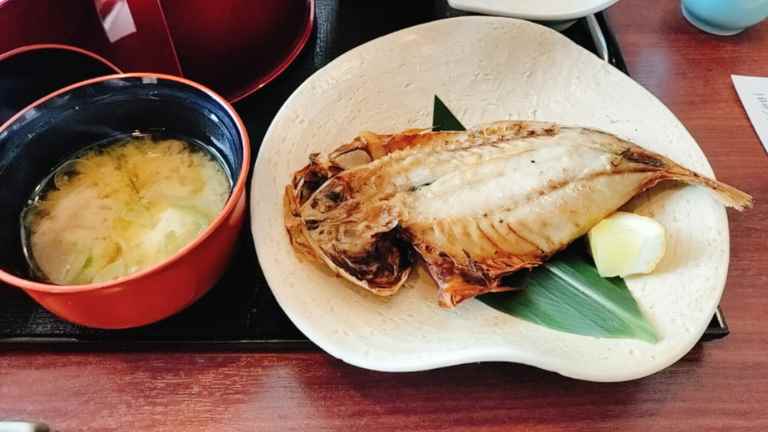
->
432;95;658;343
433;95;466;132
478;248;658;343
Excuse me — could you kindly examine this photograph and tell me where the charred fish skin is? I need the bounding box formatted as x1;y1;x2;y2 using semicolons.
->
284;121;752;307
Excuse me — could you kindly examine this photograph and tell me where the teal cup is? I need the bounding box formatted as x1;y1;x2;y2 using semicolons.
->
682;0;768;35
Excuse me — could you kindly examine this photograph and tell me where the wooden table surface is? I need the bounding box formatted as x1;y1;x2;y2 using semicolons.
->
3;2;768;431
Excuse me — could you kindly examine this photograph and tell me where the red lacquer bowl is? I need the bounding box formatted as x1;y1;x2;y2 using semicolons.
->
0;73;250;329
0;43;121;125
0;0;315;102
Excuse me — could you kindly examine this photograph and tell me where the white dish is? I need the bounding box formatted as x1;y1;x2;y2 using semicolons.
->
251;16;730;382
448;0;621;21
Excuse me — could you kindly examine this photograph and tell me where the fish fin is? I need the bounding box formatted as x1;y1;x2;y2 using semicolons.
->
619;146;752;210
436;276;525;307
472;121;560;139
435;276;499;308
329;132;386;162
329;121;559;165
665;170;753;211
330;129;460;162
413;243;539;307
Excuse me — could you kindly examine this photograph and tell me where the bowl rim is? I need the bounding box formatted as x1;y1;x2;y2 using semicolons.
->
227;0;315;102
446;0;621;21
0;72;251;293
0;43;123;74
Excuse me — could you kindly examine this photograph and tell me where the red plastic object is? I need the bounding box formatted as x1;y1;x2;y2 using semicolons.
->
0;0;314;102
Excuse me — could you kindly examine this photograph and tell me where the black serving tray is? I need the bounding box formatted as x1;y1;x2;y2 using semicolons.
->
0;0;728;348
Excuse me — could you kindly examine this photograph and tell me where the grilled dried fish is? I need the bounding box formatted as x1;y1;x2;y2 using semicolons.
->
284;121;751;307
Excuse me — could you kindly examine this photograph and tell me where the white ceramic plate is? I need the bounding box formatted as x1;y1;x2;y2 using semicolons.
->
448;0;621;21
251;17;730;382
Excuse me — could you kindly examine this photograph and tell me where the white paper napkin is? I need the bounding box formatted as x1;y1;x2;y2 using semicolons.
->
732;74;768;154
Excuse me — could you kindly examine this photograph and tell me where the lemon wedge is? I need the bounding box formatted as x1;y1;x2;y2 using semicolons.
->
588;211;667;278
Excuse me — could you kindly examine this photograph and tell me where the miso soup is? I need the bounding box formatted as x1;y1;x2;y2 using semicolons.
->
21;135;232;285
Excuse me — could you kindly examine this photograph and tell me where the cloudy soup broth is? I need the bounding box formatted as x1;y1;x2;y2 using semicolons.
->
21;134;232;285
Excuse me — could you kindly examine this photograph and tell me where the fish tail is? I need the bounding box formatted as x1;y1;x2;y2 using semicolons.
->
620;146;752;211
665;169;753;211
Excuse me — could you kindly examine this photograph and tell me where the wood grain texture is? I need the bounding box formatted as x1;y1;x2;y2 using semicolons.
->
2;2;768;431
